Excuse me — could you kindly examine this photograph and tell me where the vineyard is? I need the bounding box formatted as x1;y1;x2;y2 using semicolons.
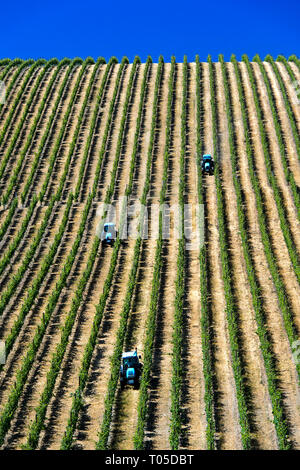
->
0;54;299;450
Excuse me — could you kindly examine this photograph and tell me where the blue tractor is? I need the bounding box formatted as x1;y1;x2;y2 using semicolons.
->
120;349;143;390
101;222;117;246
201;154;215;175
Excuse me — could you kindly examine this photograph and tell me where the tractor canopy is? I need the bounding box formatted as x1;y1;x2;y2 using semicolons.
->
122;350;139;368
104;222;116;232
202;154;212;161
102;222;116;241
120;350;142;388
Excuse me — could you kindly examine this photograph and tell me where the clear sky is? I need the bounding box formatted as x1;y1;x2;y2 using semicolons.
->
1;0;299;62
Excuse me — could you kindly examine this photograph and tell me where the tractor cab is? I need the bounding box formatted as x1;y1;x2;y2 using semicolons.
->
101;222;117;245
120;349;143;389
201;154;214;175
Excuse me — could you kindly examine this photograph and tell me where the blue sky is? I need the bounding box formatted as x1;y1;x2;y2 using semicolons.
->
1;0;299;62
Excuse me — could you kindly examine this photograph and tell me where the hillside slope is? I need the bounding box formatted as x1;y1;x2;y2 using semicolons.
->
0;55;299;450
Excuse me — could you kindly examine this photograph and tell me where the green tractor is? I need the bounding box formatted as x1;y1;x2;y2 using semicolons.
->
119;349;143;390
201;154;215;175
100;222;117;246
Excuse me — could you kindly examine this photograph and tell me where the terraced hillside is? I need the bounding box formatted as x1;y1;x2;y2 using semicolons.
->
0;54;299;450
